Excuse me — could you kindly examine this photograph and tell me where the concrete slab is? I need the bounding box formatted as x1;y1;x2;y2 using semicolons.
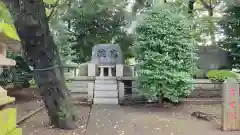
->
94;84;117;91
93;98;118;104
94;91;118;98
85;105;135;135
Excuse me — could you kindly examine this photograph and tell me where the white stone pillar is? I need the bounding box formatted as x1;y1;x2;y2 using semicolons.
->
88;63;96;76
87;82;94;103
118;81;124;103
76;68;80;76
108;67;112;76
135;69;138;76
72;68;76;77
116;64;123;77
99;66;104;76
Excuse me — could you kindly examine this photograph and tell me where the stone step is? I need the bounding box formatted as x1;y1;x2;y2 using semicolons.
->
95;80;117;84
68;82;88;92
70;88;88;93
94;91;118;98
71;93;88;100
94;98;118;104
95;76;116;80
95;84;117;91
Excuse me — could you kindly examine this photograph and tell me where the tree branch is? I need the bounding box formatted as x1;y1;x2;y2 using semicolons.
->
199;0;214;16
199;0;212;10
47;0;60;20
212;0;221;8
188;0;195;14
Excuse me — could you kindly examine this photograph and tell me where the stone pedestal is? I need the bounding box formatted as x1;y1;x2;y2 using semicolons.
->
88;82;94;103
116;64;123;77
221;78;240;131
0;86;22;135
88;63;96;76
118;81;124;104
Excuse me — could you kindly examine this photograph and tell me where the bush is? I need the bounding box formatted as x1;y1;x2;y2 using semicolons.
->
133;4;197;103
207;70;238;82
0;56;33;88
192;68;206;79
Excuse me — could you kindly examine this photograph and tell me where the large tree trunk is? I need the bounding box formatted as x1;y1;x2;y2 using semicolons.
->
3;0;77;129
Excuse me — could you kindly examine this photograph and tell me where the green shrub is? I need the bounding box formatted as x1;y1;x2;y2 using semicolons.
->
133;4;197;103
0;56;33;88
207;70;238;82
192;68;205;79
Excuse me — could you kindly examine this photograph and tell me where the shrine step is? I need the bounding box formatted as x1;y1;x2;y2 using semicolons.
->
95;84;118;91
95;76;116;80
95;79;117;84
94;98;118;104
94;91;118;98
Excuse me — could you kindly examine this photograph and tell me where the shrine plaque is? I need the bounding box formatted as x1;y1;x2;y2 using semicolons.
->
91;44;123;65
221;78;240;131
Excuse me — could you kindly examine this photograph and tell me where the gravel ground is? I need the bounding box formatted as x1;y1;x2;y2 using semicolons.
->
18;103;240;135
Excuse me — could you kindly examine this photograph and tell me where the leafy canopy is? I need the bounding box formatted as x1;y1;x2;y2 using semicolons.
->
134;3;198;102
219;2;240;68
63;0;131;63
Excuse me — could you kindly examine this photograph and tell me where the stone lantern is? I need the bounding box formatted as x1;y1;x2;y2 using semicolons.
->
0;31;22;135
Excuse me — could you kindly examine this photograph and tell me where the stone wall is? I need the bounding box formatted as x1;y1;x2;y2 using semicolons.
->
189;79;221;98
67;77;95;103
130;79;222;98
68;78;222;104
77;63;88;76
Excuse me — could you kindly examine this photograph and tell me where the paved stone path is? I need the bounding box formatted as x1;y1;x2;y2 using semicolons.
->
85;105;135;135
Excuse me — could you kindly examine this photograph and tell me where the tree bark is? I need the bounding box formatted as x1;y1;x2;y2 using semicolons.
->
188;0;195;14
3;0;77;129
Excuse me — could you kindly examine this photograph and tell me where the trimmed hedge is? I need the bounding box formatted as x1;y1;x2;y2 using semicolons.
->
207;70;238;82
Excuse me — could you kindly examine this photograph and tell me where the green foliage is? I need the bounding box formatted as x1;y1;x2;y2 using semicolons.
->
0;1;12;24
0;55;33;88
63;0;132;63
0;22;20;41
134;4;197;103
207;70;238;82
43;0;57;5
50;21;77;63
13;56;33;88
0;68;12;86
192;68;206;79
48;0;77;63
132;0;154;13
219;2;240;69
